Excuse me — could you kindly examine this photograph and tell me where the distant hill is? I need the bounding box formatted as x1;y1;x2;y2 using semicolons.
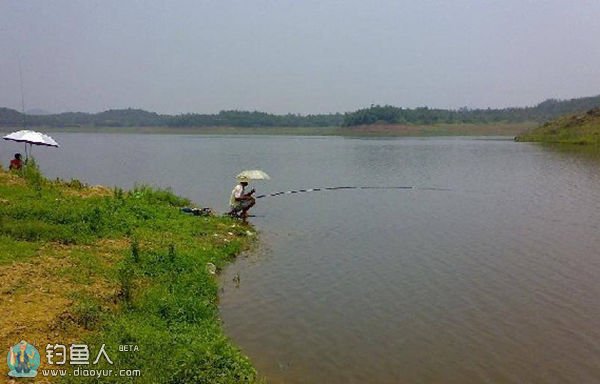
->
26;108;52;115
0;107;25;125
1;94;600;129
92;109;165;126
518;108;600;145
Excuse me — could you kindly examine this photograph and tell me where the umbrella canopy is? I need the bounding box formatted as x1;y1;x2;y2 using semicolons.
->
236;169;271;182
3;130;60;147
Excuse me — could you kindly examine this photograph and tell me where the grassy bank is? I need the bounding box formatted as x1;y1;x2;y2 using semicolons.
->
518;108;600;145
0;163;257;383
1;122;534;137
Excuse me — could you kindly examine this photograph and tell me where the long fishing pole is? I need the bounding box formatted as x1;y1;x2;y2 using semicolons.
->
17;55;29;159
254;186;451;199
18;56;26;125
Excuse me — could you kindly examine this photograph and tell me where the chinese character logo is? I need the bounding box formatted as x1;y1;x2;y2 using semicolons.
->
6;340;41;378
45;343;113;367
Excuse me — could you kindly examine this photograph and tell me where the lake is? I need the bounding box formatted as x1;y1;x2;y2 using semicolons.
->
3;134;599;383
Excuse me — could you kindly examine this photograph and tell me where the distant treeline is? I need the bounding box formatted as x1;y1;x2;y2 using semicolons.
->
0;108;343;128
169;110;344;127
1;94;600;128
342;95;600;126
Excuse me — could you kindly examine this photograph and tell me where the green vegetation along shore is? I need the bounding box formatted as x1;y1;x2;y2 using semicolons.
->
2;94;600;130
518;108;600;145
0;164;257;383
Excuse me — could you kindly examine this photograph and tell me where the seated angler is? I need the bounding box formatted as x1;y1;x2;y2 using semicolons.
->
228;178;255;221
9;153;23;171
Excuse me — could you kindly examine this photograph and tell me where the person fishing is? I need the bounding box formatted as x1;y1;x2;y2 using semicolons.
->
9;153;23;170
228;177;256;220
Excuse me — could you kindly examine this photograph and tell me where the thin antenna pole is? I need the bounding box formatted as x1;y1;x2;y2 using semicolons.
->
18;56;26;129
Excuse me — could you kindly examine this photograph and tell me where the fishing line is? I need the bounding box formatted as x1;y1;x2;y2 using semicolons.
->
254;186;451;199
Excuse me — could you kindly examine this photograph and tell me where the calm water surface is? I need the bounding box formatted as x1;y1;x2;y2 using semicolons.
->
3;134;599;383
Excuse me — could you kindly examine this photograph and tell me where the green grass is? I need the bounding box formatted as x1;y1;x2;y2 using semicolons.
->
518;108;600;145
0;162;258;383
0;236;40;265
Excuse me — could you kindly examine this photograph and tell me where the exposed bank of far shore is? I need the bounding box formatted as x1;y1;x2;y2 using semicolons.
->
0;164;258;383
0;121;534;137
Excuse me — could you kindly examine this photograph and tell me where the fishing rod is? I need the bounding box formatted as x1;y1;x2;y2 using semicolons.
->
254;186;451;199
17;55;30;160
18;56;26;129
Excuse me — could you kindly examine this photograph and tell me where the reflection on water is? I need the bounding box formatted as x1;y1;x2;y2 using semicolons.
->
540;142;600;160
3;135;599;383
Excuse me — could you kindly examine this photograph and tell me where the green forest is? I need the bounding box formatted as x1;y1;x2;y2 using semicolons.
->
1;94;600;129
342;95;600;126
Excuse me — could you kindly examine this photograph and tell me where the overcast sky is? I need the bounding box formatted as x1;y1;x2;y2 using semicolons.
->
1;0;599;115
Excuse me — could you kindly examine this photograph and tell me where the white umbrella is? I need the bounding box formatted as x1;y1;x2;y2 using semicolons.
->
3;130;59;159
236;170;271;182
